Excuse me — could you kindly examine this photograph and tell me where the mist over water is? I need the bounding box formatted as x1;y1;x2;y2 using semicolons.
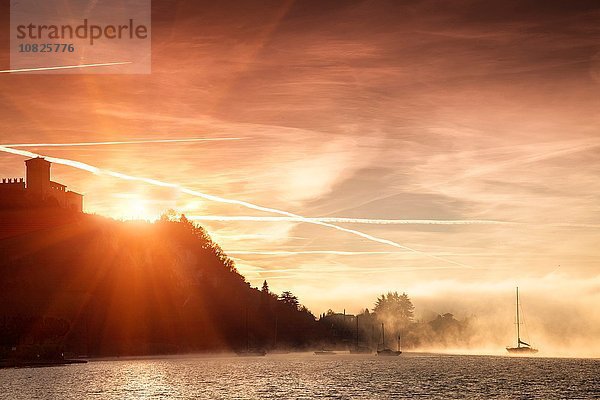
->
406;279;600;359
1;353;597;399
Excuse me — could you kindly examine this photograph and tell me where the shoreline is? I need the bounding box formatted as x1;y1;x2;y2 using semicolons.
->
0;359;87;369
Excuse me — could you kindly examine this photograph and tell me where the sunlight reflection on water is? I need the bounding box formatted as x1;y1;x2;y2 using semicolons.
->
1;353;598;399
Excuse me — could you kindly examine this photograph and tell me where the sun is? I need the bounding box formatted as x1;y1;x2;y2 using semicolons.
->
116;194;156;221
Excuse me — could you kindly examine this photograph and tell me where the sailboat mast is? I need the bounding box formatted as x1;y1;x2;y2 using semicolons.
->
274;313;278;349
245;306;249;351
371;323;374;348
355;315;359;349
516;287;520;347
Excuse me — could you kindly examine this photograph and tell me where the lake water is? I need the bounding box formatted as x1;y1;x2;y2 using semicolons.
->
1;352;598;399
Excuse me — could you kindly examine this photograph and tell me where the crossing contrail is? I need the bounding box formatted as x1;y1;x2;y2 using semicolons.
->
227;250;402;256
229;257;465;276
186;216;600;229
2;138;244;148
0;145;474;269
0;61;131;74
186;215;516;225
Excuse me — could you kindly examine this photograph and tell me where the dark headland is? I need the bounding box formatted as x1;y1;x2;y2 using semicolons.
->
0;159;475;364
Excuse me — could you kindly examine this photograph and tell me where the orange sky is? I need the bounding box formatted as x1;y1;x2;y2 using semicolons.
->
1;0;599;355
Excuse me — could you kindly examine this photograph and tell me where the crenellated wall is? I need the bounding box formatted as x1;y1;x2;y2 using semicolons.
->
1;178;25;185
0;178;27;208
0;158;83;212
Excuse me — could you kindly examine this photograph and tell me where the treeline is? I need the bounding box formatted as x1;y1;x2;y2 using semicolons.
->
317;292;475;350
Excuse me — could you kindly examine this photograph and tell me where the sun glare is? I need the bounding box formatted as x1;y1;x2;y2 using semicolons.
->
116;194;156;221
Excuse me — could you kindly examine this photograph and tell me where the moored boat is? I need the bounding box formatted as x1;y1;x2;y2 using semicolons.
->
506;287;538;354
237;349;267;357
376;323;401;356
350;315;373;354
314;349;336;355
237;306;267;357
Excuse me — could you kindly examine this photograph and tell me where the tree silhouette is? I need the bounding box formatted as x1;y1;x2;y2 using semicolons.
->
279;291;299;310
374;291;414;329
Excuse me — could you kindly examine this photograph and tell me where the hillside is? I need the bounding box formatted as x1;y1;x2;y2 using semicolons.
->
0;211;318;357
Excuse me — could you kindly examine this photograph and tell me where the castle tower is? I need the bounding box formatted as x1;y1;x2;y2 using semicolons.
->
25;157;51;198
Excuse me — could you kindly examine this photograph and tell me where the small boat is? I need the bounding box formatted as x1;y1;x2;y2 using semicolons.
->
237;306;266;357
314;349;336;355
377;348;401;356
237;349;267;357
376;323;401;356
349;315;373;354
506;287;538;354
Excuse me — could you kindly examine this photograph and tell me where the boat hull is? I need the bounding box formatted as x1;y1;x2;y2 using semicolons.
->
506;346;538;354
377;349;401;356
314;351;336;355
236;350;267;357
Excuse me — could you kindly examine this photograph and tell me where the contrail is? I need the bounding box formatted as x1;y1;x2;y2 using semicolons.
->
228;250;598;258
0;145;474;269
228;250;402;256
548;223;600;229
0;61;131;74
2;138;243;148
186;215;516;225
229;257;464;275
188;216;600;229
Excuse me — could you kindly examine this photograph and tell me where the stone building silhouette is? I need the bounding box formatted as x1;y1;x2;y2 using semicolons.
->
0;157;83;212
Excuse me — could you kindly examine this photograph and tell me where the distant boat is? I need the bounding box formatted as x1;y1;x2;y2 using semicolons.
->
314;349;336;355
350;315;372;354
506;287;538;355
237;349;267;357
237;306;266;357
376;323;401;356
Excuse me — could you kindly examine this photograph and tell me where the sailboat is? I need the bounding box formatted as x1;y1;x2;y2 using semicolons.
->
506;287;538;354
237;307;266;357
376;323;401;356
350;315;372;354
314;349;336;355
